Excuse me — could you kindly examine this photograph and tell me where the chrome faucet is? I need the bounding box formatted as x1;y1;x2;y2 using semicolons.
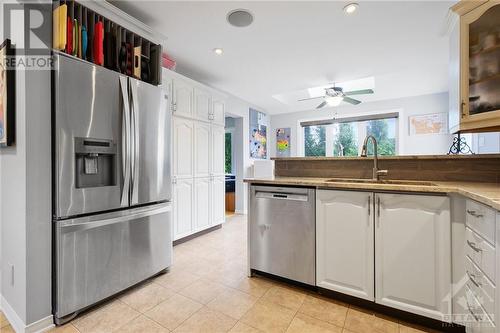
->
360;135;388;181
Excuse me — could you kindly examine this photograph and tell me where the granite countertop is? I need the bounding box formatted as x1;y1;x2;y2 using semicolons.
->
244;177;500;211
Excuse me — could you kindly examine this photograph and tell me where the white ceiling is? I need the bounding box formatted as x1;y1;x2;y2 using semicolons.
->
111;0;455;114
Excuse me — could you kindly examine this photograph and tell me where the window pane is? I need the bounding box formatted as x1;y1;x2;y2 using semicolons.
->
304;125;326;156
365;118;396;156
332;123;358;156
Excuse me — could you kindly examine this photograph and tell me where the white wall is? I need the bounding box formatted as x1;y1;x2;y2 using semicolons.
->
0;2;53;330
269;92;453;157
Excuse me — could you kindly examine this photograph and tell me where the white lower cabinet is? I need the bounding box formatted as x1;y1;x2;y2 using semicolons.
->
375;193;451;321
194;177;211;231
211;176;225;226
316;190;451;322
316;190;374;301
173;178;194;240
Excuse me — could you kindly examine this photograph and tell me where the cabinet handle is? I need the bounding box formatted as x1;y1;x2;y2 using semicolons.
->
467;240;482;253
377;197;381;218
467;303;480;322
466;270;482;288
467;209;484;218
461;101;466;118
368;195;371;216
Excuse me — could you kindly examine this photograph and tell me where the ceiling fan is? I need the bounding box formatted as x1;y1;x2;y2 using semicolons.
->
298;86;374;109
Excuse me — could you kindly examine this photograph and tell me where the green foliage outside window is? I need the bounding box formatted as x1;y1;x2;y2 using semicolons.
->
304;126;326;156
225;132;232;174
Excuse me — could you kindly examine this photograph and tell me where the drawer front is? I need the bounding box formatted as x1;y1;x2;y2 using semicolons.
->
465;257;495;321
465;227;495;283
465;286;496;333
466;200;495;245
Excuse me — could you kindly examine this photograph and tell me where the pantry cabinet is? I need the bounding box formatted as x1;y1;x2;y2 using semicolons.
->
211;125;226;176
165;68;227;241
173;117;194;179
194;88;212;122
374;193;451;321
450;0;500;132
194;122;211;178
316;190;374;301
172;178;194;239
172;77;193;119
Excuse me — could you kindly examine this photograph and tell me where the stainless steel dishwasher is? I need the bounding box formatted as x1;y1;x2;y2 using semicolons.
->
249;185;315;285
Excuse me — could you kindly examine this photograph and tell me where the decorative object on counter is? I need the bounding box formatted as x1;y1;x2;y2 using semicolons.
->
0;39;15;147
276;128;291;157
447;134;474;155
408;113;448;135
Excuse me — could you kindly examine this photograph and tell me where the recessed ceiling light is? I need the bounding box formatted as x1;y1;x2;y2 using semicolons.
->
227;9;254;27
213;48;224;55
343;3;359;15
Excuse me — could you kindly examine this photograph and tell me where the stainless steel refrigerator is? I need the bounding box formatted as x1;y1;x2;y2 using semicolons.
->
52;53;172;324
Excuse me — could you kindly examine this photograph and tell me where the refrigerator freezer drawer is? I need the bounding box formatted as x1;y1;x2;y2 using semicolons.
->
54;203;172;320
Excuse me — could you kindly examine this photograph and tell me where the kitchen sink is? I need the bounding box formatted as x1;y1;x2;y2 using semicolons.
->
325;179;437;186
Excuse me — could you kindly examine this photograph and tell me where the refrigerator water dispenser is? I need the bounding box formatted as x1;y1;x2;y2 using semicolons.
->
75;137;117;188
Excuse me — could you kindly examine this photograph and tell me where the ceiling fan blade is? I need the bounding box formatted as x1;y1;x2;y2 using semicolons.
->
344;89;374;96
316;101;327;109
298;96;324;102
343;97;361;105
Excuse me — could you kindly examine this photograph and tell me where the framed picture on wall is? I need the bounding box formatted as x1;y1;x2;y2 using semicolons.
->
0;39;15;147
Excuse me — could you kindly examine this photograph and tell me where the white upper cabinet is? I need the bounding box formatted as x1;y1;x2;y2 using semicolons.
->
173;117;194;178
316;190;375;301
212;97;226;126
194;122;211;178
194;88;212;122
172;77;193;119
211;125;225;176
375;193;451;321
211;176;225;226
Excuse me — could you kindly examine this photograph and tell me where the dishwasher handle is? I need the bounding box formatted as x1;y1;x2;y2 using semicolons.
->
255;191;309;202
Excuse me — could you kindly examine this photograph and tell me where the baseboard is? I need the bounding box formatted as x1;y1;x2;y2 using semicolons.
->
1;295;54;333
234;210;247;215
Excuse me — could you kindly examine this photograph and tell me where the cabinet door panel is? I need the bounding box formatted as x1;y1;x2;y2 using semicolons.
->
173;118;194;178
194;122;211;178
375;193;451;321
194;88;211;122
194;178;211;231
173;179;193;240
316;190;374;301
173;78;193;118
211;125;225;176
211;176;225;226
212;98;225;125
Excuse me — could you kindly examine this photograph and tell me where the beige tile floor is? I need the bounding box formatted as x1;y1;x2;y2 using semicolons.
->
0;215;444;333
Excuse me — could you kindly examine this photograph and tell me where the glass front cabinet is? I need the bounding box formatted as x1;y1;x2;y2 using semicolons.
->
453;0;500;133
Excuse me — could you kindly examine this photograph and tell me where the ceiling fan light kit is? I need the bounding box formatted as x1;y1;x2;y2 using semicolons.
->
298;86;374;109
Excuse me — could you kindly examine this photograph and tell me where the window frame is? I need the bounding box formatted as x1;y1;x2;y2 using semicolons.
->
299;111;400;157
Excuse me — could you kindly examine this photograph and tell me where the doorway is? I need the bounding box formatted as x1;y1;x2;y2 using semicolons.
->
225;117;236;216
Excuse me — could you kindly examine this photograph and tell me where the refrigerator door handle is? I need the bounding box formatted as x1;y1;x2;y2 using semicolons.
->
120;76;131;207
129;79;140;205
59;204;171;233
